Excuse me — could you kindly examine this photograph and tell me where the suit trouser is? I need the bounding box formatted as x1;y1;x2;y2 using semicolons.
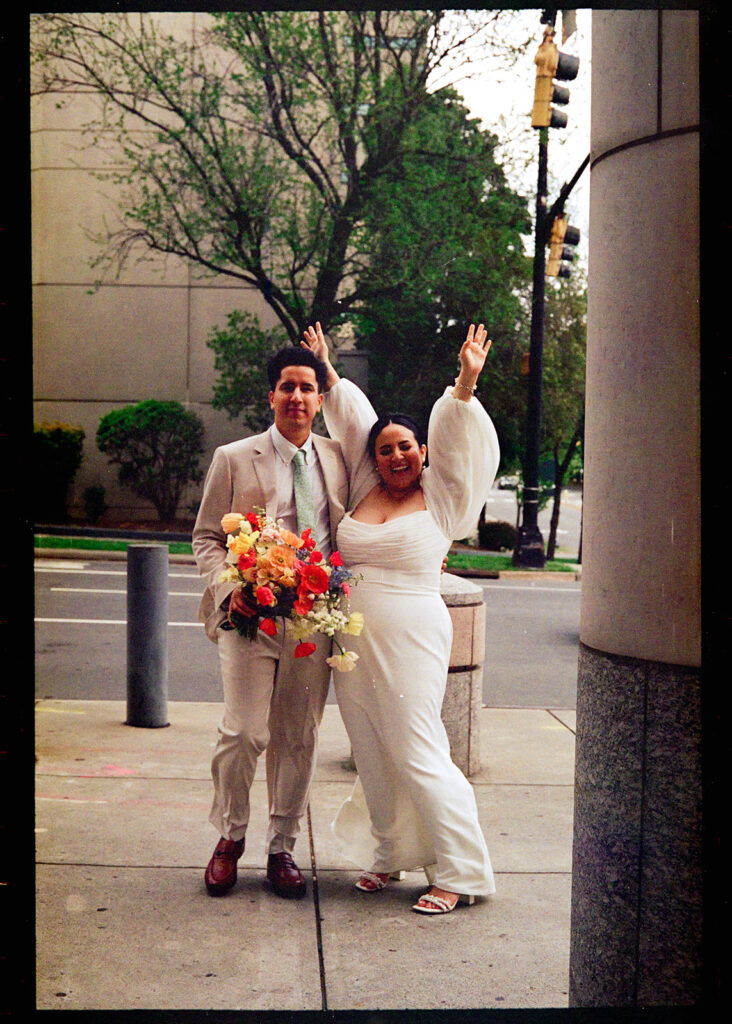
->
209;623;332;854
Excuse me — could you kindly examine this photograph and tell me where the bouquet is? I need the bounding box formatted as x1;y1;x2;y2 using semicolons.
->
217;508;363;672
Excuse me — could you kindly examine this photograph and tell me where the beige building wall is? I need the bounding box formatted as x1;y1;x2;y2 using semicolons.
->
31;12;367;523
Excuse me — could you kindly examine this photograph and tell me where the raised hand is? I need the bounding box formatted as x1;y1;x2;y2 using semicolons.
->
301;321;340;391
454;323;492;401
302;321;329;363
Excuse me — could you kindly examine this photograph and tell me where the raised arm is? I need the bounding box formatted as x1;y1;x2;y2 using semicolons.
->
302;321;378;507
423;324;500;539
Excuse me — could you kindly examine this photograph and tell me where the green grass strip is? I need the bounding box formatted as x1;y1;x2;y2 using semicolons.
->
34;535;576;572
446;551;577;573
34;535;194;556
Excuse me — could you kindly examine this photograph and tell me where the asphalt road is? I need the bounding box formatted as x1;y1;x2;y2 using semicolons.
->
34;558;581;709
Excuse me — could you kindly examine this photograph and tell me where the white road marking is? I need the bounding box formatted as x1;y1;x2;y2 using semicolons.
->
50;587;200;597
36;564;200;578
35;618;203;627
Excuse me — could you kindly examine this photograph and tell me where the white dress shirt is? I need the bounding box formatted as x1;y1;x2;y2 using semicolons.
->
269;424;332;558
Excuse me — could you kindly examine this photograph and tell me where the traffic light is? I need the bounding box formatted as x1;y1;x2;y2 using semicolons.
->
531;25;580;129
546;215;580;278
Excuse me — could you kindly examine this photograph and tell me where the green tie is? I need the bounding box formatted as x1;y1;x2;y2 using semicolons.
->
292;449;315;535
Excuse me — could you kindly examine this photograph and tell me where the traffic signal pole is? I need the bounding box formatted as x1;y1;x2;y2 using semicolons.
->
513;12;585;568
513;127;550;568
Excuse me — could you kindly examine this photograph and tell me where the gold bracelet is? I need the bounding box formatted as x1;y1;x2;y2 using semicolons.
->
453;378;477;394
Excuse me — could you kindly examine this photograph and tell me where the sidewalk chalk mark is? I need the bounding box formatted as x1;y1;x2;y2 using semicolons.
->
36;796;110;804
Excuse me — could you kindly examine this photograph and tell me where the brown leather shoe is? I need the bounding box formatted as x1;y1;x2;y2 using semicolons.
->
266;852;307;898
205;836;245;896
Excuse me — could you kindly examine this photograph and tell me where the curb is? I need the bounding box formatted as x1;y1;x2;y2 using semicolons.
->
34;547;580;580
34;530;581;580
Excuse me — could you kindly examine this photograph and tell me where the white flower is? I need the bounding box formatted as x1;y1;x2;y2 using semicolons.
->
326;650;359;672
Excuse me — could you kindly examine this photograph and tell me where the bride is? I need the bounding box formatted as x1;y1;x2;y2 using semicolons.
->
302;321;500;915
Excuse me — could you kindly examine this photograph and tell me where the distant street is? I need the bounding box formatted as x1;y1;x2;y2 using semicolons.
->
484;484;583;559
35;553;581;710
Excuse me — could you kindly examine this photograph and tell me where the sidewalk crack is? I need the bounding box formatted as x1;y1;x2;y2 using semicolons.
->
306;803;328;1011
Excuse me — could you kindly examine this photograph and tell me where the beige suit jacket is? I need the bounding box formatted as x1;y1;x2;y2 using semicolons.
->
192;428;349;641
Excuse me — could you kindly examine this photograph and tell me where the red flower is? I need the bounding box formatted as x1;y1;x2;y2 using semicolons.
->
294;641;317;659
330;550;343;567
294;591;314;616
238;551;257;571
309;550;323;564
255;585;276;606
246;512;262;529
259;618;277;637
300;527;316;550
298;562;330;595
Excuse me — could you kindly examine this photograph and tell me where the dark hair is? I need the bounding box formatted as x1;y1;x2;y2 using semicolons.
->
367;413;426;459
267;346;328;392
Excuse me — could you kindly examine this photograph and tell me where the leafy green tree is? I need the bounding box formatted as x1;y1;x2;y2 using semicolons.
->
96;400;205;523
206;311;287;431
349;85;531;443
31;10;530;341
540;272;587;559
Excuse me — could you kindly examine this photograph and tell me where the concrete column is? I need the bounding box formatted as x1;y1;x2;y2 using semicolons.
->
440;572;486;777
569;10;701;1006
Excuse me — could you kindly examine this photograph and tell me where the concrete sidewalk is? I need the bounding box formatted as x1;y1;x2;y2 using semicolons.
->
35;698;576;1012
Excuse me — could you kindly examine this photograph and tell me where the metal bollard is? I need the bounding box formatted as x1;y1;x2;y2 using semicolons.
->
126;542;169;727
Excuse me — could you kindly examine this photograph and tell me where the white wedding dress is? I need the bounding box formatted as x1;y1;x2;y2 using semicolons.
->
322;378;501;896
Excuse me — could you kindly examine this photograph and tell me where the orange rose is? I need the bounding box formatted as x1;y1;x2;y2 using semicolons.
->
278;528;304;549
258;544;297;584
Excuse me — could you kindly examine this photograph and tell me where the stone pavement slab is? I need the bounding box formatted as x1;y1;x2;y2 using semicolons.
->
316;870;571;1010
36;864;323;1011
35;699;575;1011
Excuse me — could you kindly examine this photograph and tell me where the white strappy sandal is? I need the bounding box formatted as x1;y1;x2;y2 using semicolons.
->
412;889;476;914
355;870;405;892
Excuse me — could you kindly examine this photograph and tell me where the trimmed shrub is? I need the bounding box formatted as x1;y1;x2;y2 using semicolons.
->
34;422;85;523
96;400;204;523
82;484;108;524
478;518;518;552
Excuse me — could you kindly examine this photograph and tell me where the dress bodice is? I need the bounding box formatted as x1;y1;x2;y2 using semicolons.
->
336;509;448;593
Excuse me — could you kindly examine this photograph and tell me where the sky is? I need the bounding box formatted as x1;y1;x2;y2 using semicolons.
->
431;8;592;265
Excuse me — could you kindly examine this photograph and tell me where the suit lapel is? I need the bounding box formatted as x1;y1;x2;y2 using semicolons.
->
251;432;279;519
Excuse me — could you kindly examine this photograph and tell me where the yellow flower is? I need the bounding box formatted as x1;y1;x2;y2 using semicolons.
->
228;531;259;556
342;612;364;636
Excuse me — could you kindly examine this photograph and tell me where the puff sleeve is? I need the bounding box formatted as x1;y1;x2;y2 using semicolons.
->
421;388;500;541
321;377;379;510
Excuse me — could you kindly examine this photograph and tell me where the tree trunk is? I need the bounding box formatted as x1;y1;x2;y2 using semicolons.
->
546;455;563;562
547;426;582;560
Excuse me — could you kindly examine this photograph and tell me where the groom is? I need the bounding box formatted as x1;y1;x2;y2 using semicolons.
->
192;345;349;898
